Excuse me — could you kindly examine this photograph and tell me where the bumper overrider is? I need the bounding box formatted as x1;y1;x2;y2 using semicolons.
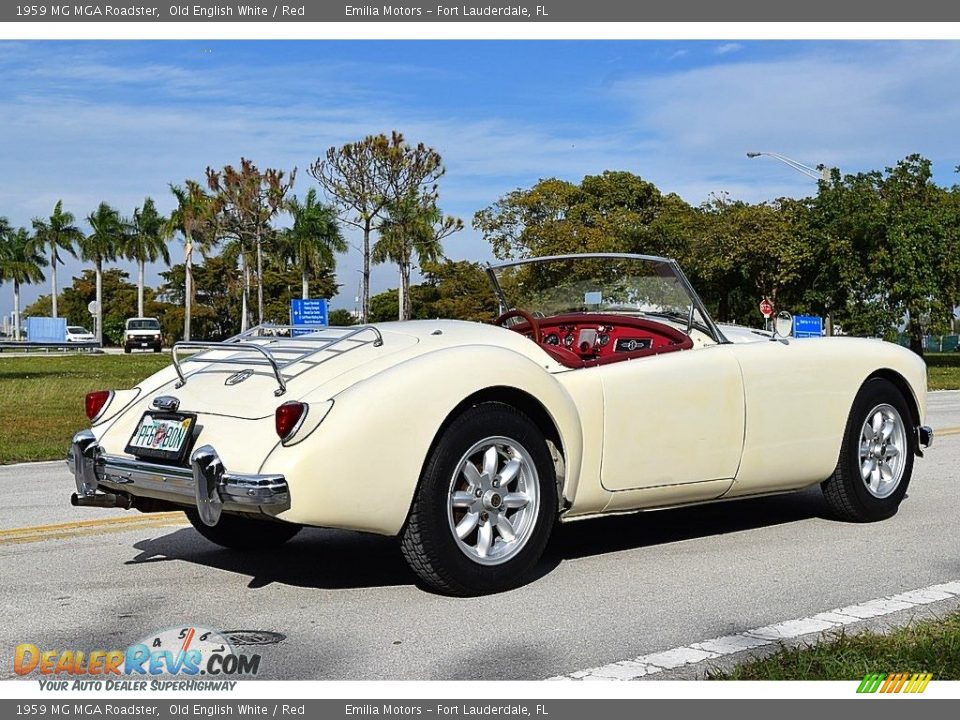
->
67;430;290;526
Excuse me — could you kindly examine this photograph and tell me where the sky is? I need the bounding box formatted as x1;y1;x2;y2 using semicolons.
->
2;39;960;320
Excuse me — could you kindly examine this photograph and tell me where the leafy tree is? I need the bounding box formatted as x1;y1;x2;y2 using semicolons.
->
0;226;46;340
420;259;500;323
159;256;241;341
284;188;346;300
309;131;446;323
374;192;463;320
687;194;814;324
167;180;217;341
328;308;356;326
127;197;170;317
367;286;436;323
31;200;83;319
473;171;666;260
808;155;959;353
206;158;295;329
80;202;126;343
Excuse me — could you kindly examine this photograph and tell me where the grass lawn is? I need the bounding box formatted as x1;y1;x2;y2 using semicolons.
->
0;353;169;464
708;610;960;680
925;352;960;391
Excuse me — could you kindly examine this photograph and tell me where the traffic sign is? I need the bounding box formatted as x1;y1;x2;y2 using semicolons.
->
290;298;328;327
87;300;99;315
759;298;774;318
793;315;824;338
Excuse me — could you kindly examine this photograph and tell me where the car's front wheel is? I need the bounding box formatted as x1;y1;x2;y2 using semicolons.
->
185;509;302;550
821;377;915;522
400;402;558;596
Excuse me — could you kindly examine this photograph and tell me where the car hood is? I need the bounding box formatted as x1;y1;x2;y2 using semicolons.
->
122;320;552;420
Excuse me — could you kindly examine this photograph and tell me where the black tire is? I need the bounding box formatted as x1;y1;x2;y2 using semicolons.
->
821;377;915;522
185;509;302;550
124;346;131;354
153;346;161;353
400;402;558;596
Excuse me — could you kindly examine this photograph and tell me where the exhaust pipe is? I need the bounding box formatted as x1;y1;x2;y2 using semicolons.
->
70;492;134;509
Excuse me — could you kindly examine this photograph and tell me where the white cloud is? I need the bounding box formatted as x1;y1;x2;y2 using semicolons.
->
714;43;744;55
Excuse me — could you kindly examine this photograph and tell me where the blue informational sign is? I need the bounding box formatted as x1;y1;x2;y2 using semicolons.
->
290;298;328;328
793;314;823;338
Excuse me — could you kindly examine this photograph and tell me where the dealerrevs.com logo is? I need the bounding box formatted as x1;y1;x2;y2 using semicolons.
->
15;627;260;691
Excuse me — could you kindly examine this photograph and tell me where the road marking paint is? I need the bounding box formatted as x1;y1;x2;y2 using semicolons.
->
548;579;960;681
935;426;960;437
0;512;186;545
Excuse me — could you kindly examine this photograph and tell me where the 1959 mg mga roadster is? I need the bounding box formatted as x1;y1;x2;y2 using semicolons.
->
68;253;933;595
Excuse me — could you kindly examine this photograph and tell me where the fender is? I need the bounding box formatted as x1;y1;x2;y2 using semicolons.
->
260;344;584;535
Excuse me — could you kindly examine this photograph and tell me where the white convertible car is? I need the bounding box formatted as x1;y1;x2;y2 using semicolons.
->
68;253;933;595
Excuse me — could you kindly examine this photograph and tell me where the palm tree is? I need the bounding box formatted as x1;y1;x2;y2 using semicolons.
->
127;197;170;317
167;181;214;341
285;189;347;300
31;200;83;319
374;194;463;320
80;202;124;344
0;226;47;341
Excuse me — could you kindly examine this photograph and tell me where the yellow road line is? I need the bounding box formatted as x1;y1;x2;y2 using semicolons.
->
0;512;187;546
936;426;960;437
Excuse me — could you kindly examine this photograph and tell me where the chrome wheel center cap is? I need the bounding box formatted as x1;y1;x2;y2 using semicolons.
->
483;491;503;511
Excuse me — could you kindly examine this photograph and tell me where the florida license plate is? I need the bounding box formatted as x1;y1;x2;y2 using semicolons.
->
125;412;196;462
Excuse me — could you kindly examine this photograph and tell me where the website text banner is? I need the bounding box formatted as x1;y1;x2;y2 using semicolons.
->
3;700;960;719
5;0;960;22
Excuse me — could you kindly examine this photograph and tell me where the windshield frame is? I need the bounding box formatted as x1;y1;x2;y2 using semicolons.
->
485;252;728;345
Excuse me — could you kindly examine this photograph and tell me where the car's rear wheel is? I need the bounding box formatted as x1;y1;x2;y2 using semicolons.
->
185;509;302;550
400;402;557;596
821;377;915;522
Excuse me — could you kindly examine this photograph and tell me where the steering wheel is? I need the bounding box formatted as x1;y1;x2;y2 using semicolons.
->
494;309;542;345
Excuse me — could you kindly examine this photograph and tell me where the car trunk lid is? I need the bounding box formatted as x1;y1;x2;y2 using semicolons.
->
141;327;420;419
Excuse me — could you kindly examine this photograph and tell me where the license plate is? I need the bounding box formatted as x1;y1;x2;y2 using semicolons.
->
125;412;196;462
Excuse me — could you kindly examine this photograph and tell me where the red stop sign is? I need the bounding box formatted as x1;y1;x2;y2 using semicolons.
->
759;298;774;318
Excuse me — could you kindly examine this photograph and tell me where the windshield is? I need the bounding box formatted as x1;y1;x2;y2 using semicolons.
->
127;319;160;330
488;254;721;340
68;327;90;333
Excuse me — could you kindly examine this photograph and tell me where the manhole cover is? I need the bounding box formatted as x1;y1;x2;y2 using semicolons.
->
222;630;286;646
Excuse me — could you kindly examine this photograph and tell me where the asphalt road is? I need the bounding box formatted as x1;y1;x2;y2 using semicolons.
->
1;391;959;681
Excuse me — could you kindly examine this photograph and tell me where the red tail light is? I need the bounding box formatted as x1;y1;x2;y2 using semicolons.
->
275;401;307;441
85;390;113;422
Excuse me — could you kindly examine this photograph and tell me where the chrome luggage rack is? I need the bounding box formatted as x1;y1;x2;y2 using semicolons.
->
171;323;384;396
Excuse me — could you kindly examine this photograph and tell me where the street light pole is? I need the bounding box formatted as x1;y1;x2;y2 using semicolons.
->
746;151;832;182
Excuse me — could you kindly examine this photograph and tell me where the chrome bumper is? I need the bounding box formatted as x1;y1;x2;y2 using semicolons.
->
67;430;289;526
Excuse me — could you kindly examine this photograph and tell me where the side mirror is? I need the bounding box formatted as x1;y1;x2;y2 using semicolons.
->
772;311;793;343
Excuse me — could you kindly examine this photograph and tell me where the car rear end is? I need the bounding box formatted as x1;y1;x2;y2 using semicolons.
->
66;325;419;530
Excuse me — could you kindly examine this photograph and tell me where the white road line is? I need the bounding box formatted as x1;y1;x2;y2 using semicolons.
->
548;580;960;681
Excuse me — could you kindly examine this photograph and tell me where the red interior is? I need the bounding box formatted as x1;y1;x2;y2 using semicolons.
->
509;313;694;369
